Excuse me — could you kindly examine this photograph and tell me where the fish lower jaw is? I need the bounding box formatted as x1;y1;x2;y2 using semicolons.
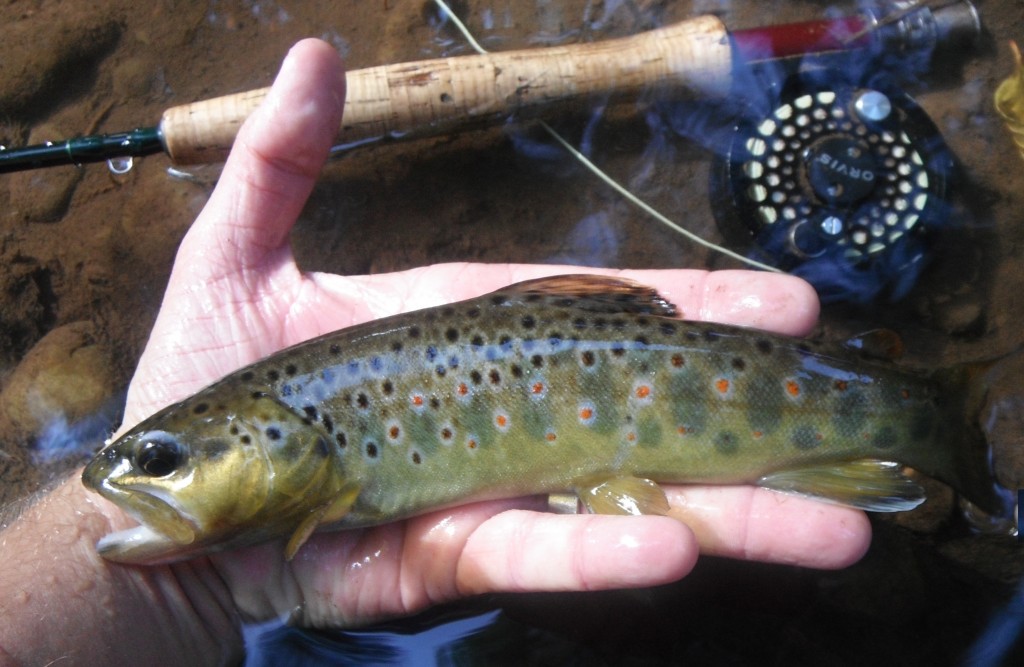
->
96;525;193;565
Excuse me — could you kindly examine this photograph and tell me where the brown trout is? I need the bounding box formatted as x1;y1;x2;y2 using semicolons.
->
82;275;1002;564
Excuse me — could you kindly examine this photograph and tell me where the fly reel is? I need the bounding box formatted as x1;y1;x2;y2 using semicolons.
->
710;74;954;302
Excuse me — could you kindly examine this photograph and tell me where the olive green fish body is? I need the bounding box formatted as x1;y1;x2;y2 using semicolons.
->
83;276;1001;564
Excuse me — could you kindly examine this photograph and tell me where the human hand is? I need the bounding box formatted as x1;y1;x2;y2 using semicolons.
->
109;37;870;627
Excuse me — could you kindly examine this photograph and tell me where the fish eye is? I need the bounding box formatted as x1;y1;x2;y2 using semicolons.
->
135;437;184;477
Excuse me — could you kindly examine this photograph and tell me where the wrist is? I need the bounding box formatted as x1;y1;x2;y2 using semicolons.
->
0;473;242;665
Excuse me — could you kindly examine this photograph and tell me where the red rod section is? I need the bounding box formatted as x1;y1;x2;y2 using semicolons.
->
731;16;874;62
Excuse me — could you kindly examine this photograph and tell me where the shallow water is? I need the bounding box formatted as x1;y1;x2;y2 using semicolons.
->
1;0;1023;663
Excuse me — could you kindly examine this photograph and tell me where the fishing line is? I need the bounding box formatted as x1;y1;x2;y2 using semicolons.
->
432;0;783;274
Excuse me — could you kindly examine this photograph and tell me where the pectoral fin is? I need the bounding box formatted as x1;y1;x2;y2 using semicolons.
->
284;484;361;560
758;459;925;512
576;475;671;516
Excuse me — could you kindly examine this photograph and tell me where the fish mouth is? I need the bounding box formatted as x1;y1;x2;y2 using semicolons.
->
89;480;202;565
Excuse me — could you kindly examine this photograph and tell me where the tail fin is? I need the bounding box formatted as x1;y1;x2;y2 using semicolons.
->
927;364;1011;518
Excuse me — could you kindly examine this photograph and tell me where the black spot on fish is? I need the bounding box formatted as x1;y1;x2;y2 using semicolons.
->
357;393;369;409
193;403;209;415
240;435;251;445
755;339;773;355
471;335;485;347
594;317;608;331
330;344;342;355
425;346;438;362
240;371;255;382
316;436;330;458
659;322;677;336
230;425;239;436
429;397;441;409
466;306;480;318
572;317;587;330
441;306;456;318
268;370;280;382
470;370;483;385
436;365;447;377
797;343;813;355
323;414;334;433
382;380;394;395
365;441;378;458
634;335;649;347
792;425;822;450
612;319;626;331
409;326;421;339
872;426;897;450
489;369;501;385
731;357;746;372
611;345;626;357
336;432;347;448
499;335;512;347
581;350;596;367
490;294;508;306
266;427;282;441
285;364;298;376
412;451;422;465
302;405;318;421
445;327;459;342
440;427;453;440
251;391;266;400
531;354;544;369
714;431;739;455
525;293;543;303
549;334;563;348
511;364;523;378
703;330;722;343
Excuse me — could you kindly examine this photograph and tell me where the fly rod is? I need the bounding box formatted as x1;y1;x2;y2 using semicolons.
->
0;2;980;174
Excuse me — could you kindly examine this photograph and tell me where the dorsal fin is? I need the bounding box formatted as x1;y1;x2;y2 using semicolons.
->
497;275;678;316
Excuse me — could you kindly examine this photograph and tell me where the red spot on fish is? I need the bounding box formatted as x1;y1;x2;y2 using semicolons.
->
677;425;688;435
412;394;424;407
580;407;594;421
834;380;848;392
467;438;478;450
900;388;911;400
441;427;453;440
635;385;651;399
785;380;801;397
457;382;469;396
545;431;557;442
532;382;545;395
716;378;730;394
389;425;400;439
670;354;685;368
752;430;763;439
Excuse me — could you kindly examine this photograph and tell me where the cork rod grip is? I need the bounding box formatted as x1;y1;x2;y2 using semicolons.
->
160;15;731;165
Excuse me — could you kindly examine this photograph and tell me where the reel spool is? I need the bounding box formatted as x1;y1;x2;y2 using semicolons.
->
710;74;954;302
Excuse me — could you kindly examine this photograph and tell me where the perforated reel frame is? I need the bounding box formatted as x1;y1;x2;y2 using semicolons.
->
710;74;953;272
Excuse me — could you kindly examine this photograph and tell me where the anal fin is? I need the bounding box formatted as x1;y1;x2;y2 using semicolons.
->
758;459;925;512
576;475;671;516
